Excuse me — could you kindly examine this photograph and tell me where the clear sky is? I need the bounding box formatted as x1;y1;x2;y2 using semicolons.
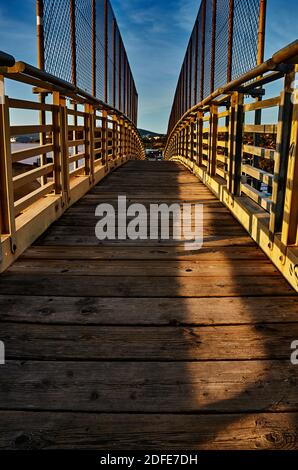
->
0;0;297;132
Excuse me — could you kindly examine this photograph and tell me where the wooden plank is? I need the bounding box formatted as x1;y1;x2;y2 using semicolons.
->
241;183;272;212
0;273;293;297
68;139;85;147
0;411;297;450
21;245;268;261
1;322;298;360
33;233;255;247
241;164;273;186
8;98;53;112
55;212;236;227
11;144;54;163
0;360;297;411
14;182;55;214
68;152;85;165
10;124;52;136
13;163;54;190
243;96;280;112
0;295;297;325
243;124;277;134
9;259;279;277
242;144;276;160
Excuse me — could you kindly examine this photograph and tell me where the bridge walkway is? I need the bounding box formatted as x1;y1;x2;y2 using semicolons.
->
0;160;297;449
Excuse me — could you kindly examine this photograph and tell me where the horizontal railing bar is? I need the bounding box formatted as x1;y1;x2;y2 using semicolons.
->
240;183;272;212
13;163;54;190
8;98;53;112
243;144;276;160
242;164;273;186
69;152;85;164
67;109;86;117
216;167;227;179
10;124;52;135
216;154;228;164
217;111;229;118
1;61;141;136
217;126;229;132
68;139;85;147
69;165;86;177
0;50;15;66
243;96;280;112
68;125;85;132
217;140;228;148
243;124;277;134
14;181;55;214
11;144;54;163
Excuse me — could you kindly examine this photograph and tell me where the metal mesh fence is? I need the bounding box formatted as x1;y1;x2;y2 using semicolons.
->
168;0;262;133
42;0;138;123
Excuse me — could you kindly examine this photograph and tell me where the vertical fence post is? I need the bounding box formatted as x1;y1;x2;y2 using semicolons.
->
269;69;295;239
227;0;234;83
194;19;199;104
200;0;206;101
119;117;124;160
190;118;195;161
52;92;64;196
197;111;203;166
208;104;218;176
70;0;77;86
281;66;298;246
257;0;267;66
228;92;244;196
53;92;70;205
36;0;45;70
112;19;116;108
101;110;107;166
0;75;16;250
112;114;117;161
104;0;108;103
210;0;217;93
189;40;192;109
84;103;94;182
36;0;48;184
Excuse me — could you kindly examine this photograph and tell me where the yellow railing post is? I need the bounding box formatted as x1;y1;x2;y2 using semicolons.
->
197;111;203;166
228;92;244;196
84;103;95;183
208;104;218;176
269;68;296;240
119;117;124;160
53;92;70;206
281;65;298;246
101;110;107;167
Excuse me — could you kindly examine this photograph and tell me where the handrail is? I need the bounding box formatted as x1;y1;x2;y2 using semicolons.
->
0;55;145;272
165;40;298;292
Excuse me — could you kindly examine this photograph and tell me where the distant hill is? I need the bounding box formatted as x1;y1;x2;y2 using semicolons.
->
138;128;165;138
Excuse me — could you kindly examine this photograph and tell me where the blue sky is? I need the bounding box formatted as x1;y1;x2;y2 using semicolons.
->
0;0;297;132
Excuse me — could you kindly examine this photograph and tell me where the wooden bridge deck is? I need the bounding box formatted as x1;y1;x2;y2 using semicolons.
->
0;160;298;450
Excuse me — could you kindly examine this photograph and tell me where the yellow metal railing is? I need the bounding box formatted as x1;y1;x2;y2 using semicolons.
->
0;56;144;272
165;41;298;292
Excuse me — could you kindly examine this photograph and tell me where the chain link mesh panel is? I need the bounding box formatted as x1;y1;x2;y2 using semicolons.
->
42;0;138;123
168;0;262;133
